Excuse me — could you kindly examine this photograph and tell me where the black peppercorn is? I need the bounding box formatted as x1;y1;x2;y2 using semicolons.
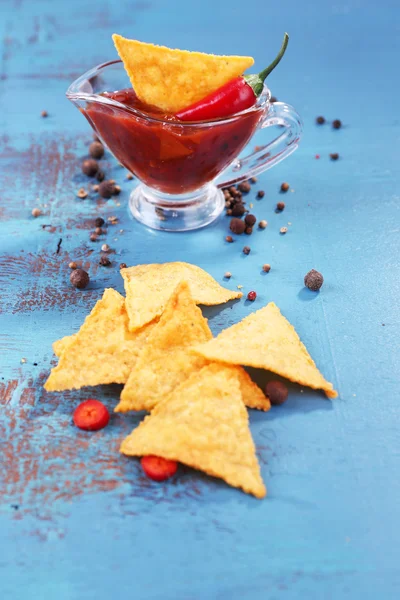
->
276;202;285;211
82;159;99;177
229;218;246;235
243;246;251;255
70;268;89;289
330;153;339;161
316;116;325;125
245;214;256;227
99;256;111;267
332;119;342;129
238;181;251;193
280;182;290;192
89;141;105;159
266;380;288;405
304;269;324;291
231;203;246;217
119;263;127;270
257;190;265;199
98;180;115;199
225;235;233;243
95;217;105;227
96;169;105;182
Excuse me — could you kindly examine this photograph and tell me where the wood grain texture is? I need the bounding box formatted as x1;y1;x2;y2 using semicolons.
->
1;0;400;598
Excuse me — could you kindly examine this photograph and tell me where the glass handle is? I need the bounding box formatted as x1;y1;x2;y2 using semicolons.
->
216;102;303;188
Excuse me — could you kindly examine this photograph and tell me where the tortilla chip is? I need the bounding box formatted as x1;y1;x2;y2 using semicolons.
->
122;262;242;331
120;363;266;498
234;366;271;411
193;302;338;398
112;34;254;113
116;281;212;412
53;334;76;357
44;289;156;392
116;281;270;413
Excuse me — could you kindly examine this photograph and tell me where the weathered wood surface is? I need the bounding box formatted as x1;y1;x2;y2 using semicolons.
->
1;1;399;598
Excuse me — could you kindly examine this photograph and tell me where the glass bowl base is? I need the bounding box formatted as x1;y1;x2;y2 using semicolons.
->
129;183;225;232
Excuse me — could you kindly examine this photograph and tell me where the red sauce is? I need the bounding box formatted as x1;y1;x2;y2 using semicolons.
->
84;88;264;195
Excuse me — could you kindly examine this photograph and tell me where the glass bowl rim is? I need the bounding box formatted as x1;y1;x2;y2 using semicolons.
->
66;59;271;127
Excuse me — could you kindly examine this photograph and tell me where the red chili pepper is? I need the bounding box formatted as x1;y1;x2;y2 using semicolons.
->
141;455;178;482
73;399;110;431
176;33;289;122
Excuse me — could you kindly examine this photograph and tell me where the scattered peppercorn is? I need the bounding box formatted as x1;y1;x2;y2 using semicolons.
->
119;263;127;269
230;218;246;235
332;119;342;129
330;153;339;161
41;110;48;118
82;159;99;177
245;227;253;235
231;203;245;217
280;227;288;234
245;214;256;227
259;220;267;229
243;246;251;255
89;141;105;159
225;235;234;243
257;190;265;199
249;177;257;184
101;244;110;252
247;290;257;301
224;272;232;279
31;207;42;217
304;269;324;291
262;264;271;272
70;268;89;289
98;180;116;199
77;188;88;199
316;116;325;125
95;217;105;227
95;227;104;235
280;182;290;192
229;186;240;197
69;261;78;269
99;256;111;267
96;169;105;182
276;201;285;211
238;181;251;193
90;233;98;242
126;173;134;180
113;185;121;195
266;380;288;405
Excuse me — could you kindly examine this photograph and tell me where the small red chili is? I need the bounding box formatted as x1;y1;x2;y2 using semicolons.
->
247;291;257;301
141;456;178;482
73;399;110;431
176;33;289;121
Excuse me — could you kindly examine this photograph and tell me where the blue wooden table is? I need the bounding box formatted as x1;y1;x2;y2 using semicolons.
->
1;1;399;598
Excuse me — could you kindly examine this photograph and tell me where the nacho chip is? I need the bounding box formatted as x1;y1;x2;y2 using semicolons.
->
44;289;156;392
112;34;254;113
193;302;338;398
120;363;266;498
122;262;242;331
116;281;212;412
53;334;76;357
116;281;270;413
